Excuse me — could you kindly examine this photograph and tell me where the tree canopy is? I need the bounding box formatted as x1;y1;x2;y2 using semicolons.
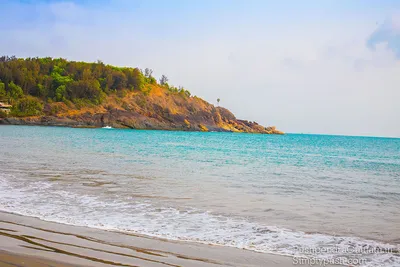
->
0;56;194;117
0;56;148;104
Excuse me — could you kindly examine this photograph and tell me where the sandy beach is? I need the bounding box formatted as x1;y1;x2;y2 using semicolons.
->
0;212;318;267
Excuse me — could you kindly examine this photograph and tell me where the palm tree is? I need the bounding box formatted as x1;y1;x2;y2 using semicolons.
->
217;98;220;106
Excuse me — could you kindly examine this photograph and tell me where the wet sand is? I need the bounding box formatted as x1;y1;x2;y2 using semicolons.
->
0;251;79;267
0;211;331;267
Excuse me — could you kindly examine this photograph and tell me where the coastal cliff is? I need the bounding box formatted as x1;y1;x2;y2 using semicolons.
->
0;56;283;134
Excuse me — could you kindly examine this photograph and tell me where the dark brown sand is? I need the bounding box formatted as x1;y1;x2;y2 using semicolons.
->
0;212;338;267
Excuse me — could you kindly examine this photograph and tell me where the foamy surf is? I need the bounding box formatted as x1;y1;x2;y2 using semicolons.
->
0;176;398;267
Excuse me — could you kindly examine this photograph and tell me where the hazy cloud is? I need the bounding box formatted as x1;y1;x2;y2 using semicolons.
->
367;15;400;58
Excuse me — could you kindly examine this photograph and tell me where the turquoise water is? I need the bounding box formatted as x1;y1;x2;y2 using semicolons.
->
0;126;399;266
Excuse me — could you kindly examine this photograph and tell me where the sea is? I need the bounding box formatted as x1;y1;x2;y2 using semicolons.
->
0;125;399;266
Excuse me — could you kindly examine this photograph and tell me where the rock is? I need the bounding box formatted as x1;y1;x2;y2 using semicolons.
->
198;124;208;132
0;89;283;134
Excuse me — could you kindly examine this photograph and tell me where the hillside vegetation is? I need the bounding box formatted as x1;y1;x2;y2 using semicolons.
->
0;56;283;134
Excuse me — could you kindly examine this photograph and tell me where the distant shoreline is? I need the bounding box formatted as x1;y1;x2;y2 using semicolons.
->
0;117;284;134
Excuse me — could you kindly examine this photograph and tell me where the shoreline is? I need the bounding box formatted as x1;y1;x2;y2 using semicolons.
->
0;123;285;136
0;118;285;134
0;211;324;267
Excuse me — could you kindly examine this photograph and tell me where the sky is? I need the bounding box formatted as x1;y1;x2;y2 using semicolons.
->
1;0;400;137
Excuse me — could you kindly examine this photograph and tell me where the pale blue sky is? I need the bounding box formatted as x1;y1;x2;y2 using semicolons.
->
1;0;400;137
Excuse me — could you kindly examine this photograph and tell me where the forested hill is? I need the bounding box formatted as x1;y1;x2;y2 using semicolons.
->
0;56;283;134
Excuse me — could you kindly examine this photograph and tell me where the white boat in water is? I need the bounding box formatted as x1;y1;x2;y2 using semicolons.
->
102;126;113;129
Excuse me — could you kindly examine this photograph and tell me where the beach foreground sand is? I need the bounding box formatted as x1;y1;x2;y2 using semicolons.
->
0;212;339;267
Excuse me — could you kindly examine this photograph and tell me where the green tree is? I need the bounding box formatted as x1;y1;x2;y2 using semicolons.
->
111;71;127;90
159;75;168;85
55;85;67;102
68;79;103;104
8;82;24;99
51;67;73;89
11;96;43;116
125;68;145;91
0;81;6;99
144;68;153;78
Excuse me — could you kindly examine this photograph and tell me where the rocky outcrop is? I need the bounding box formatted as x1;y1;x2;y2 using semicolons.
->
0;90;284;134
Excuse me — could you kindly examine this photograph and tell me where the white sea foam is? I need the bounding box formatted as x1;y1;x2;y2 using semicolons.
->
0;175;398;267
